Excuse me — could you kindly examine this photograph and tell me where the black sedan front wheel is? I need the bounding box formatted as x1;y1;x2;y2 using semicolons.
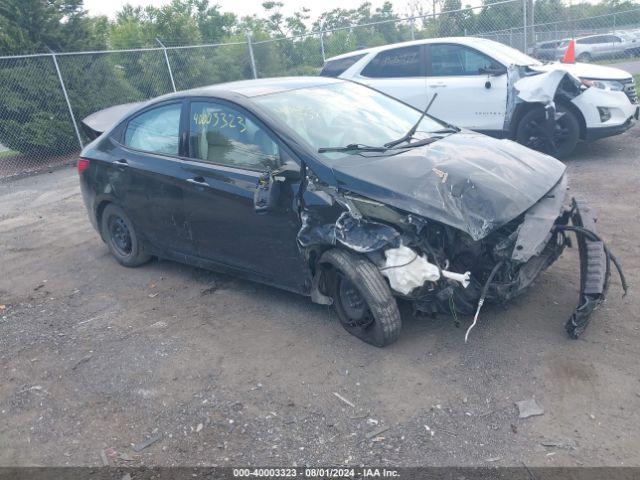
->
101;204;151;267
321;249;401;347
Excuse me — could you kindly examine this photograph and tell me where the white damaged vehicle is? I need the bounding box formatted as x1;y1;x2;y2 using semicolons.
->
323;37;639;157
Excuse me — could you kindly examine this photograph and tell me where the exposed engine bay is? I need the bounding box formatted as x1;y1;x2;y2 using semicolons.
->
299;169;626;342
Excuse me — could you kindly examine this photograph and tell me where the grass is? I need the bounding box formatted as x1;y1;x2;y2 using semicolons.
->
0;149;19;158
595;53;640;65
635;74;640;96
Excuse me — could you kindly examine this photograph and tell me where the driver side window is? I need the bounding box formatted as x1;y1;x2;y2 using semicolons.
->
188;101;280;171
428;44;501;76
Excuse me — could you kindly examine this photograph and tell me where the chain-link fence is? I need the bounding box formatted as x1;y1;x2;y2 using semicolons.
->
2;0;640;178
0;42;254;178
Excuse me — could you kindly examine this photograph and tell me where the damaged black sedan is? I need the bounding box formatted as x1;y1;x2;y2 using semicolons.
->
79;77;625;347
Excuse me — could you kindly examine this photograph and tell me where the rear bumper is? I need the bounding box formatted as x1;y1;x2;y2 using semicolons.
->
79;171;99;232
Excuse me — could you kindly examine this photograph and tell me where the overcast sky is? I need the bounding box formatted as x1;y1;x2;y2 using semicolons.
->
83;0;415;20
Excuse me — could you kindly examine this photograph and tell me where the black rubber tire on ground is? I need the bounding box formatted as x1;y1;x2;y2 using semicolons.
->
576;52;592;62
515;104;581;159
100;204;151;267
320;249;401;347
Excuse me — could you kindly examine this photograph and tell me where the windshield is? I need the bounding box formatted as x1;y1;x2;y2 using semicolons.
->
253;82;445;157
480;39;542;66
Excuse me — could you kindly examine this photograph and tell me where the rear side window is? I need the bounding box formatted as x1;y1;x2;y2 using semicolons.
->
361;46;422;78
578;36;604;45
124;103;181;155
320;54;366;77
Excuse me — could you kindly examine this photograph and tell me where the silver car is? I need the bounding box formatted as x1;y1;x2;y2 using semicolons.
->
561;33;637;62
531;39;567;61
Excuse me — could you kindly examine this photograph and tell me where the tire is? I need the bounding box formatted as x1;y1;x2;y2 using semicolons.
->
576;52;592;62
100;204;151;267
515;104;581;158
320;249;401;347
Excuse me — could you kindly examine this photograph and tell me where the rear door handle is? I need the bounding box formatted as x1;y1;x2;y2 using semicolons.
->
430;82;446;88
187;176;209;186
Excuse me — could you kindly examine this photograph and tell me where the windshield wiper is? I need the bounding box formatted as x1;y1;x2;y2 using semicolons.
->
431;127;458;134
384;93;439;148
399;137;440;148
318;143;388;153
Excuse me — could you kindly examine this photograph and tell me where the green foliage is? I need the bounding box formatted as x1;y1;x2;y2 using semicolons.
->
0;0;107;55
0;0;110;156
0;56;77;155
2;0;640;159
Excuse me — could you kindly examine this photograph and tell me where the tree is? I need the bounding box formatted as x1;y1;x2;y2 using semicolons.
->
0;0;112;156
0;0;107;55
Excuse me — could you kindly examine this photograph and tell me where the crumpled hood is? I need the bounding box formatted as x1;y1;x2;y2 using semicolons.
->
531;62;632;81
329;132;567;241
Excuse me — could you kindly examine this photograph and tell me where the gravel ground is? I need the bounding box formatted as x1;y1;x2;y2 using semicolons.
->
0;129;639;467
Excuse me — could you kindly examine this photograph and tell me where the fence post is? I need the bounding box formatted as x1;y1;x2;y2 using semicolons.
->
50;52;83;150
410;18;415;40
530;0;534;44
246;32;258;79
522;0;527;52
156;38;176;92
320;23;326;63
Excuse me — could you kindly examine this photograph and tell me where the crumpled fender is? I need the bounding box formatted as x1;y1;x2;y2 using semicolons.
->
514;69;570;104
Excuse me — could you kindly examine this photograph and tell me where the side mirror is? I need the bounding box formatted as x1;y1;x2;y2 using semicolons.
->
271;160;301;182
479;65;507;76
253;160;301;213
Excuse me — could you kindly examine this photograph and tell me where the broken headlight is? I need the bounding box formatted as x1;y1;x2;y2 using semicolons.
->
582;79;625;92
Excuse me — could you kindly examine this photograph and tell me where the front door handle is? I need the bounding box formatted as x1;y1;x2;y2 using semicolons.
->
430;82;447;88
114;159;128;171
187;176;209;186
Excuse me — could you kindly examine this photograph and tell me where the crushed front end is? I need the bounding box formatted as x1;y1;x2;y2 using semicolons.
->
304;172;626;340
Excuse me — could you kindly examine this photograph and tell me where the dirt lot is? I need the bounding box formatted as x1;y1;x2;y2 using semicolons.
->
1;129;639;468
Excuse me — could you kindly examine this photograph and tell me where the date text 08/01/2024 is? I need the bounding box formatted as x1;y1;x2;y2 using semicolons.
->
232;468;400;477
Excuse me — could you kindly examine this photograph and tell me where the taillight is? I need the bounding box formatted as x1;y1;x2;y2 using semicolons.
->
78;158;90;174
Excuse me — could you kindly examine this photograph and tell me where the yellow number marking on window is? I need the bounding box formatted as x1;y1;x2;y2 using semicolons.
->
193;111;212;126
237;116;247;132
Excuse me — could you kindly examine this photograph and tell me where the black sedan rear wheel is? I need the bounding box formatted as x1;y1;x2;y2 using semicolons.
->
321;249;401;347
516;105;580;158
101;204;151;267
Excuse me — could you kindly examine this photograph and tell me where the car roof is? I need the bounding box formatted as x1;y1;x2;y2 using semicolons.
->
159;76;342;101
576;33;616;39
324;36;538;66
538;39;566;45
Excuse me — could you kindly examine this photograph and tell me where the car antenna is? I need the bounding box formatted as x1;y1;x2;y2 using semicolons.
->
384;93;438;149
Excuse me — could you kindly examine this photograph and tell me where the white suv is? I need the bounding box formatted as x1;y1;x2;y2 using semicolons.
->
323;37;639;157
